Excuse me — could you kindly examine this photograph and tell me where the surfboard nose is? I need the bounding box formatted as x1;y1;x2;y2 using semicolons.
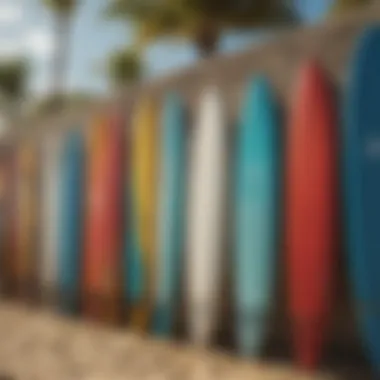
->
295;60;327;95
244;75;271;105
292;320;323;370
357;24;380;50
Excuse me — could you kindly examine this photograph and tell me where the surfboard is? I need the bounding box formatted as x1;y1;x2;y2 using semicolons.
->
40;133;61;304
58;129;85;313
234;76;279;356
83;114;123;323
186;87;227;346
154;93;186;336
343;25;380;374
0;144;14;295
13;141;39;300
3;146;17;296
128;97;158;331
83;117;107;318
286;61;337;369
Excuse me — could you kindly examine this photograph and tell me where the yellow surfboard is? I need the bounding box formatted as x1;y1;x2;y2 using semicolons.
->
129;97;158;330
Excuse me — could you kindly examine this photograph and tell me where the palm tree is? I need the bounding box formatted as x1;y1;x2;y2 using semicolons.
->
0;58;29;127
107;48;142;91
106;0;296;57
331;0;373;13
42;0;78;105
0;59;28;101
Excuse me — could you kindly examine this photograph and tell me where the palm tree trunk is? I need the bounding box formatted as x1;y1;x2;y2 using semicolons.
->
195;20;219;57
51;11;71;108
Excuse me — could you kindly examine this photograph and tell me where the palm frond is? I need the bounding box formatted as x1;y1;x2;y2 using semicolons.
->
106;0;299;51
107;48;142;85
330;0;372;15
42;0;77;13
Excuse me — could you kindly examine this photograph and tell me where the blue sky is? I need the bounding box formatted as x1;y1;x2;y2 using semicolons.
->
0;0;334;97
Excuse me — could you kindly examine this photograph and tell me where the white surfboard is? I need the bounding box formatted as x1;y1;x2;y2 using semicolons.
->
186;86;227;346
40;133;61;304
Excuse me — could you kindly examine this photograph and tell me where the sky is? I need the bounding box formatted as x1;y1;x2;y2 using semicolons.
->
0;0;334;97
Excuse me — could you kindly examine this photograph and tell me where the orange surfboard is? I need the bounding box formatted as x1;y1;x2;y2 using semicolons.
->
286;61;337;369
83;114;124;323
12;141;40;300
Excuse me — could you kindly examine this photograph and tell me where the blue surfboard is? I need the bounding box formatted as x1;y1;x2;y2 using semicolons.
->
234;76;279;356
344;25;380;373
153;93;186;335
58;129;85;313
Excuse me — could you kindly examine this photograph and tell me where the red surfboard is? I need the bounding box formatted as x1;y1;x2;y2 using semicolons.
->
286;61;337;369
82;113;124;323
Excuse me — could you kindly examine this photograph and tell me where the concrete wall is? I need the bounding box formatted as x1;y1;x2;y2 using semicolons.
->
124;2;379;111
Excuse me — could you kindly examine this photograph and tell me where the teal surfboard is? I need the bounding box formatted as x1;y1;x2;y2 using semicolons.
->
58;129;85;313
344;25;380;373
154;93;186;335
234;76;279;356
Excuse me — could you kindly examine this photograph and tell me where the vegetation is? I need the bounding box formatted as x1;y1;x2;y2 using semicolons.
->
106;0;296;56
0;58;29;130
331;0;373;13
107;48;142;89
0;59;29;101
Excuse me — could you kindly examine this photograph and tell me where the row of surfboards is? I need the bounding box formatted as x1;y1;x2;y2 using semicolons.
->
0;24;379;373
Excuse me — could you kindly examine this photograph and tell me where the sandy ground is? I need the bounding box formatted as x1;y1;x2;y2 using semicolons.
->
0;302;344;380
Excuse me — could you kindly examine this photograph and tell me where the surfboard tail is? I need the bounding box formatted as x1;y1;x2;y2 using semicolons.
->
292;319;324;370
39;283;59;307
357;312;380;374
188;303;218;346
153;304;173;336
236;310;267;357
130;302;151;331
58;287;80;315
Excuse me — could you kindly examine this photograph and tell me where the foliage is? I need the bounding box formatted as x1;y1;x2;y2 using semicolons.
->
332;0;372;13
107;48;142;86
42;0;77;13
0;59;29;100
106;0;296;54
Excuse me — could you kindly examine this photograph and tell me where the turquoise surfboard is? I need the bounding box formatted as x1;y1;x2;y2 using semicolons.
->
234;76;279;356
58;129;85;313
344;25;380;373
154;93;186;335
